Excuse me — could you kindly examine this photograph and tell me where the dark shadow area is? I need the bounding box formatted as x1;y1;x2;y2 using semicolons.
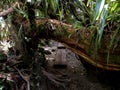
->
53;64;67;69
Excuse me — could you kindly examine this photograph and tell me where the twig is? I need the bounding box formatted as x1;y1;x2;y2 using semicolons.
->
0;7;14;17
13;67;30;90
0;2;18;17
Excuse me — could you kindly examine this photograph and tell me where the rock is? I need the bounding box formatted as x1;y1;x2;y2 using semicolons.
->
57;43;65;49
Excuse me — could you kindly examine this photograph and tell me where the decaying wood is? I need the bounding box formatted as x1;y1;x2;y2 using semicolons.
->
30;19;120;71
11;16;120;71
1;4;120;71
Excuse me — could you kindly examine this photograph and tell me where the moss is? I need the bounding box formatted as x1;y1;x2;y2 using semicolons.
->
53;25;70;38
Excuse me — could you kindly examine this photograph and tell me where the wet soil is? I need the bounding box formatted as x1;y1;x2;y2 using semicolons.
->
42;40;120;90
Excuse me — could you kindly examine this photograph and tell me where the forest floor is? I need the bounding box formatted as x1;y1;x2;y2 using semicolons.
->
42;40;120;90
0;40;120;90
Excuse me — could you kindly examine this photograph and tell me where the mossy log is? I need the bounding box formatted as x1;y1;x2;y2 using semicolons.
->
26;19;120;71
13;18;120;71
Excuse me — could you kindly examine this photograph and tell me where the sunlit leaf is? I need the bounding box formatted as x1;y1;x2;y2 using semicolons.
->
111;2;118;12
98;4;108;43
94;0;105;20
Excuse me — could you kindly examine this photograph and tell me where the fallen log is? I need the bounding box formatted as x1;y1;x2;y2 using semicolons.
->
26;18;120;71
2;5;120;71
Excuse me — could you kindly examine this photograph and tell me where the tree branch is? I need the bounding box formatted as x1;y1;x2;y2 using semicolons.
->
0;2;18;17
0;7;14;17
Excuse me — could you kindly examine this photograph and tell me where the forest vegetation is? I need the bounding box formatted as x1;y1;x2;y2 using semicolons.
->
0;0;120;89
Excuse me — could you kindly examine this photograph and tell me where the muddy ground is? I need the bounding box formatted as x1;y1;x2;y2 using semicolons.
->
41;40;120;90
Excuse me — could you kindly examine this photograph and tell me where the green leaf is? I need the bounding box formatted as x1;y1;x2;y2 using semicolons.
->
58;8;63;20
50;0;55;11
49;0;58;12
87;0;92;6
108;26;120;49
95;0;105;20
111;2;118;12
98;4;108;44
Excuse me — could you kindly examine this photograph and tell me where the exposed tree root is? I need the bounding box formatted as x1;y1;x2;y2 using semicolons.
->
13;67;30;90
42;69;70;88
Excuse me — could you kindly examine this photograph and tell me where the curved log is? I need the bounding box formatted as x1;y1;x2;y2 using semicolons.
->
12;17;120;71
26;18;120;71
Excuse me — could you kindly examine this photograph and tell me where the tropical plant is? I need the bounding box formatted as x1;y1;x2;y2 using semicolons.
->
65;0;120;64
1;0;120;89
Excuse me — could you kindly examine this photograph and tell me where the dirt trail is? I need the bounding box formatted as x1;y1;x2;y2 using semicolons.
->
41;40;119;90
